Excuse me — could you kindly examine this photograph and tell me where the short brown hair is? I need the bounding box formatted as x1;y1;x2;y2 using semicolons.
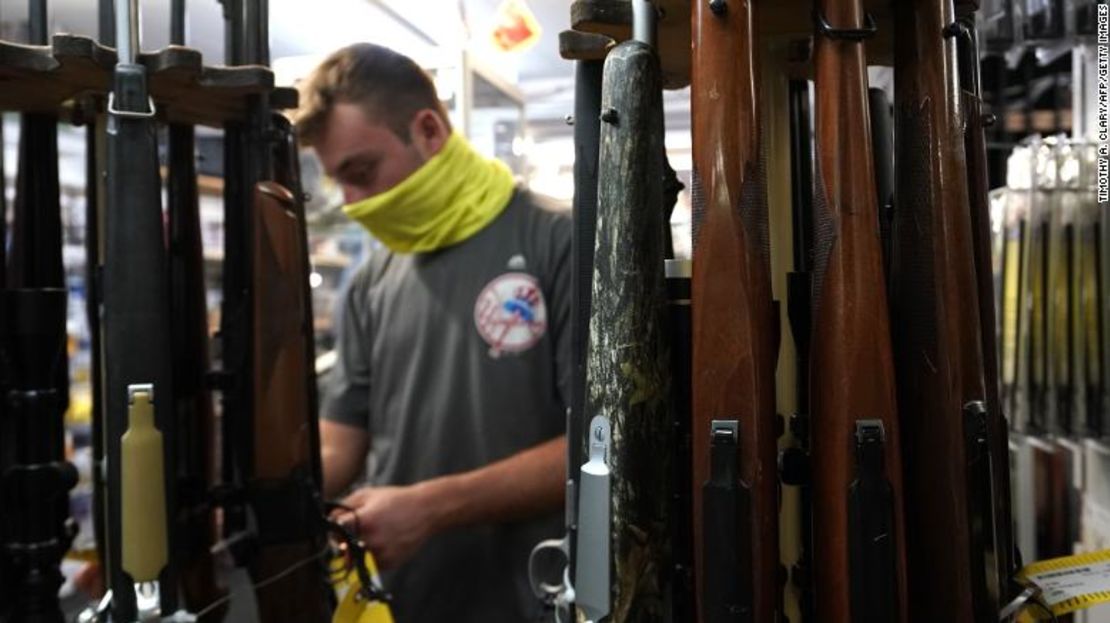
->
294;43;450;145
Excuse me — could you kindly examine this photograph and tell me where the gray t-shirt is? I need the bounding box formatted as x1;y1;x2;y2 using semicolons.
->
323;190;571;623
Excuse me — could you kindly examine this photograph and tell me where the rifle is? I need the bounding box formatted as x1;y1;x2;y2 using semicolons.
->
575;2;673;619
667;257;695;623
0;0;78;620
241;114;333;622
569;56;604;588
0;114;5;287
1000;148;1031;430
953;11;1018;605
164;0;226;615
690;0;779;620
0;110;3;619
1023;0;1065;40
784;76;816;623
868;87;895;279
211;1;331;614
101;0;180;617
1079;143;1105;438
810;1;909;621
82;0;113;600
891;0;996;619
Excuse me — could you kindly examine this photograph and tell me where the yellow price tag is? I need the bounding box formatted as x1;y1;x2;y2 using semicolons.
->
331;551;394;623
1014;549;1110;619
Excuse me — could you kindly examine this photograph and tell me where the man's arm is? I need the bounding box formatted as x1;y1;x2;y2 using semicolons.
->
341;434;566;569
421;434;566;527
320;419;369;499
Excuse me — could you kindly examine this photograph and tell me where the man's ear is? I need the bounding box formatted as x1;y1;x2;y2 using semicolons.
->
409;109;450;160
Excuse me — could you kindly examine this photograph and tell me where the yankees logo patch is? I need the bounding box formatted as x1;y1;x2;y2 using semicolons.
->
474;272;547;357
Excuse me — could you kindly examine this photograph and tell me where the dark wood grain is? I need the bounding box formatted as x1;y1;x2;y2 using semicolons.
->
690;1;779;621
809;0;910;621
249;182;332;623
891;0;989;620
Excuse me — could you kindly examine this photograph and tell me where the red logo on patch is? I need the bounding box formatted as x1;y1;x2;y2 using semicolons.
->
474;272;548;357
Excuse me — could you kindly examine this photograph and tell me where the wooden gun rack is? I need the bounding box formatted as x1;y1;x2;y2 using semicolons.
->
560;0;897;84
0;33;296;123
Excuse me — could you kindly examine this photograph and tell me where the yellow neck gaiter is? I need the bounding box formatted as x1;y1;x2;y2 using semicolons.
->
343;132;516;254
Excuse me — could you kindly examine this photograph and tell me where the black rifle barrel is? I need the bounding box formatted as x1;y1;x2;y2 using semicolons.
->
102;0;178;615
28;0;47;45
868;87;895;277
0;115;5;288
568;58;603;583
171;0;186;46
953;14;1017;605
666;259;695;623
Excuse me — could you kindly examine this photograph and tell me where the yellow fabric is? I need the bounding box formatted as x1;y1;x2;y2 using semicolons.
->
342;132;516;253
331;551;394;623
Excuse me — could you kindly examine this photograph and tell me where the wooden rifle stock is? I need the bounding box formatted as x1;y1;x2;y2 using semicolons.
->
953;11;1018;607
691;1;779;621
892;0;993;619
246;180;332;623
810;1;908;621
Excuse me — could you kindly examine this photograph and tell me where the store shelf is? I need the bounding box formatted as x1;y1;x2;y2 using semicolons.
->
0;34;296;126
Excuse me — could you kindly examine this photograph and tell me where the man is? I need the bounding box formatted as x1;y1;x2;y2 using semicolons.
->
295;43;570;622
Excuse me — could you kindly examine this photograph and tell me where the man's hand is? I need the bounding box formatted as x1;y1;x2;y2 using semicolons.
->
337;484;439;570
332;435;566;570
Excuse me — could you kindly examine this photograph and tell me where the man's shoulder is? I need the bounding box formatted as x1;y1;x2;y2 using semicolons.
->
345;245;398;299
504;188;571;253
510;188;570;226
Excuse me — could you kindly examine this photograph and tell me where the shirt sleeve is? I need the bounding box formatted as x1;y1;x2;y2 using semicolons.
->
320;264;373;430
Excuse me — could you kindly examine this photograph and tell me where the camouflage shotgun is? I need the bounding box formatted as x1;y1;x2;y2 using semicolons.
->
0;1;78;620
891;0;997;619
810;1;909;621
690;0;779;621
574;1;673;620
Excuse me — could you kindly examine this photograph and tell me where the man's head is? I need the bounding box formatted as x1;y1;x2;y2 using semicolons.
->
295;43;452;203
